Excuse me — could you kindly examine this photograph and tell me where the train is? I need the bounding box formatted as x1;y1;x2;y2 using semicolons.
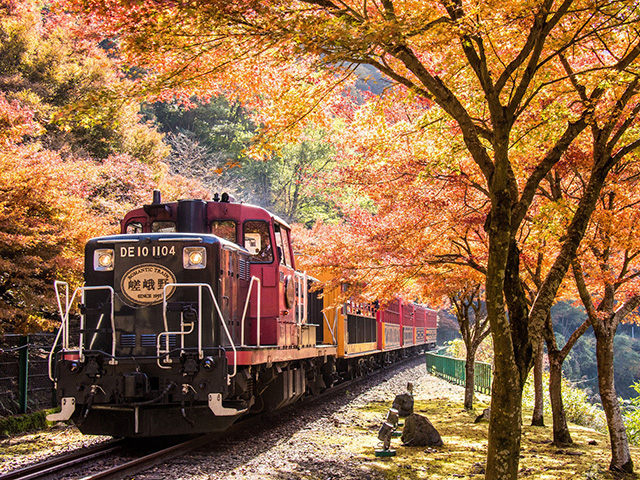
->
47;191;437;437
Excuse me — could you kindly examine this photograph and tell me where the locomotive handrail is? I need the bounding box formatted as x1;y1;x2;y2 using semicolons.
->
240;276;261;347
80;286;116;363
161;283;238;383
49;282;116;381
294;271;308;326
294;271;308;348
49;281;70;382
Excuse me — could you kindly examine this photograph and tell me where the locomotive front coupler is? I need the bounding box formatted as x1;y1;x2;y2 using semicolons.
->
128;381;176;407
181;353;200;377
84;354;104;379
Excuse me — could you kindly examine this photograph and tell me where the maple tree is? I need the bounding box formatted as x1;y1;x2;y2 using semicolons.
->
0;2;208;334
0;95;208;334
0;0;168;161
0;93;97;334
570;160;640;471
523;162;594;444
508;169;590;440
55;0;640;476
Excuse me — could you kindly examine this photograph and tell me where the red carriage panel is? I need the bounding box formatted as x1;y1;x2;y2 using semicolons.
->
413;304;427;345
401;301;415;347
377;298;401;351
425;308;438;347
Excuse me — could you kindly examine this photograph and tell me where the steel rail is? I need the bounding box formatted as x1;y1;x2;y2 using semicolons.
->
78;434;217;480
0;439;127;480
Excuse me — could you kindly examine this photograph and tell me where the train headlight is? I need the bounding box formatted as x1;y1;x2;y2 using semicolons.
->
94;249;114;271
184;246;206;269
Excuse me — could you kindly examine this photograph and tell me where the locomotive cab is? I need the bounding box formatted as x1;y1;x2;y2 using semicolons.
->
120;193;313;348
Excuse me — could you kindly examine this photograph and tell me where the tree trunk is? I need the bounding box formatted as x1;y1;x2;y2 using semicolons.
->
464;352;476;410
486;347;524;480
531;338;545;426
548;351;572;444
595;326;634;473
484;178;529;480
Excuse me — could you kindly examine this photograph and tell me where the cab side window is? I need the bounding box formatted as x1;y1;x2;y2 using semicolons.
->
244;221;273;263
274;223;292;266
282;228;293;266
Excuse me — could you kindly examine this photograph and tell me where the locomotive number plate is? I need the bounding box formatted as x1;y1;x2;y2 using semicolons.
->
119;245;176;258
121;264;177;306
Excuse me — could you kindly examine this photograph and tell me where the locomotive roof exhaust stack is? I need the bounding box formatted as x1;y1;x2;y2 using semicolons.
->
152;189;162;205
178;199;207;233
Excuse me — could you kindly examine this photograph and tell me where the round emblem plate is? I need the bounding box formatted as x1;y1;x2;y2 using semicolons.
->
120;264;177;306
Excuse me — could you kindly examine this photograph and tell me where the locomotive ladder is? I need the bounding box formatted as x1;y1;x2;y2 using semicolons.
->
49;281;117;383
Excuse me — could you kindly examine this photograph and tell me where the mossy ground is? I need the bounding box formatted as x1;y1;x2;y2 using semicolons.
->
0;410;53;437
331;397;639;480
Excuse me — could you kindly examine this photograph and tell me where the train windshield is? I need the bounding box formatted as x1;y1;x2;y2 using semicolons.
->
126;221;143;234
152;221;177;233
211;220;237;243
244;220;273;262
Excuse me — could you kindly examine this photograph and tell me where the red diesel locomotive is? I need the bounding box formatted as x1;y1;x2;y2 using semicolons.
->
48;192;437;437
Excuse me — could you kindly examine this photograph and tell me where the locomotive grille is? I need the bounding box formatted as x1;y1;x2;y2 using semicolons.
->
120;334;136;348
119;334;178;348
239;259;250;281
140;334;157;347
156;334;178;348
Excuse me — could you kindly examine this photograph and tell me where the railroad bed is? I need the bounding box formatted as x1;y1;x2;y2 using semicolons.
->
1;357;470;480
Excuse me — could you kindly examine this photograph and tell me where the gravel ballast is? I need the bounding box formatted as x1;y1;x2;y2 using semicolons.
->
140;356;470;480
1;356;472;479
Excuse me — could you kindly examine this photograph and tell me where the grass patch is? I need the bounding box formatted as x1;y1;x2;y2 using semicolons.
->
0;410;57;437
343;398;640;480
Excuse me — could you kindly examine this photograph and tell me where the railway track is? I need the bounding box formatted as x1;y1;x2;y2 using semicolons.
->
1;353;423;480
0;435;215;480
0;439;127;480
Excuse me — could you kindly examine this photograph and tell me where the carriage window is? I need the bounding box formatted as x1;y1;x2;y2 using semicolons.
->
211;221;237;243
244;220;273;262
274;224;292;266
152;221;177;233
126;221;143;234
